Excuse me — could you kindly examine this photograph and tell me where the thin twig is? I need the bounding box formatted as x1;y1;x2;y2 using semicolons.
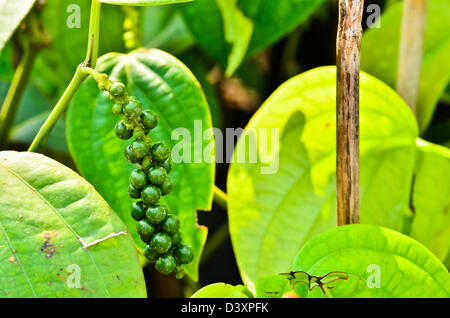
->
336;0;364;225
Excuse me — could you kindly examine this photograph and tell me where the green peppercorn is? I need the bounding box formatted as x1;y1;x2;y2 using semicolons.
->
161;157;173;173
173;243;194;264
150;232;172;254
110;82;126;98
115;121;133;140
160;177;172;196
140;156;152;172
124;96;143;119
143;245;159;262
112;103;123;115
151;142;170;163
146;205;168;225
141;185;161;206
148;166;167;186
133;126;146;140
171;231;182;246
161;214;180;235
141;110;158;131
131;201;146;221
128;184;141;199
125;145;141;163
130;140;150;159
130;169;148;190
136;219;156;242
175;269;185;280
155;254;176;275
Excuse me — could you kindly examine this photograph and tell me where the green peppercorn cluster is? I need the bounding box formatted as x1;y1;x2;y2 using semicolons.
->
108;82;194;278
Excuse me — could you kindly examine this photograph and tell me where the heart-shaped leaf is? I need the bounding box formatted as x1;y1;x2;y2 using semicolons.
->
99;0;192;5
191;283;252;298
292;225;450;298
181;0;325;73
227;66;419;290
67;49;214;280
361;0;450;132
0;151;146;297
410;139;450;261
0;0;36;52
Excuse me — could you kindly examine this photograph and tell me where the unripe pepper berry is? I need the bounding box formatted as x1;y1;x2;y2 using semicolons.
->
173;243;194;264
130;201;146;221
161;158;173;173
141;110;159;131
130;140;150;159
115;121;133;140
146;205;168;224
148;166;167;186
129;169;148;190
128;184;141;199
140;156;152;172
155;254;176;275
150;232;172;254
143;245;160;262
136;219;156;242
151;142;171;163
160;177;172;196
171;231;182;246
124;96;143;119
141;185;161;206
133;127;146;140
161;214;180;235
112;103;123;115
125;145;141;163
110;82;127;98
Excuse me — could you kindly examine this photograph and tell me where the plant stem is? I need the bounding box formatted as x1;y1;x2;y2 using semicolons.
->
0;45;38;149
28;0;103;152
28;68;88;152
213;185;228;210
85;0;102;68
336;0;364;226
396;0;427;115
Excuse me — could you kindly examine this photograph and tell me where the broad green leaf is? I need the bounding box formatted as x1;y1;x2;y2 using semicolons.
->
181;0;325;73
255;275;290;298
227;66;419;291
292;225;450;298
361;0;450;132
216;0;253;77
100;0;192;5
33;0;124;96
410;139;450;261
0;0;36;52
67;49;214;280
0;151;146;298
191;283;252;298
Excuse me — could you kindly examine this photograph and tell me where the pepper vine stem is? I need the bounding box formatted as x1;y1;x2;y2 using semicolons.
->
28;0;102;152
336;0;364;226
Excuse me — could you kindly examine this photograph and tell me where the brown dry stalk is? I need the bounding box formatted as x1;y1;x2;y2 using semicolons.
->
336;0;364;226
